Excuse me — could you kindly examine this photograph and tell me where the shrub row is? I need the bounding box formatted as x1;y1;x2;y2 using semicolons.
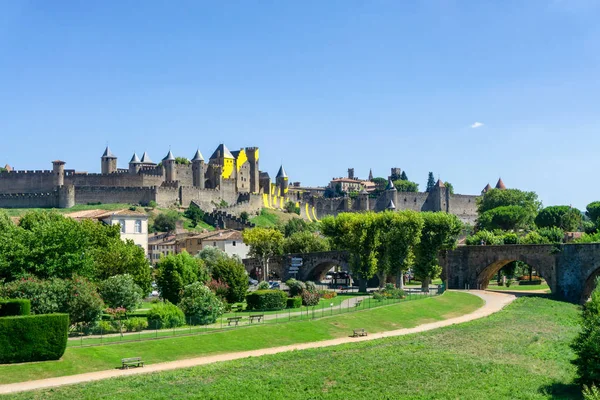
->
246;290;288;311
0;299;31;317
0;313;69;363
286;296;302;309
519;280;543;286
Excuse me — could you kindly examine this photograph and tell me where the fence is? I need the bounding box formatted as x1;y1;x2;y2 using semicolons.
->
67;287;443;348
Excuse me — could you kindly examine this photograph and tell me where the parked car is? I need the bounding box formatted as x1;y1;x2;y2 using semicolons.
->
248;278;258;286
269;281;281;289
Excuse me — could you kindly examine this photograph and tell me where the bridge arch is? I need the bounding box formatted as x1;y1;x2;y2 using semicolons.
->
476;258;551;291
581;266;600;302
302;259;350;282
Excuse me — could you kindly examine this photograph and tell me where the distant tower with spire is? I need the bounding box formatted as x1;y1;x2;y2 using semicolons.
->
276;165;289;196
101;146;117;174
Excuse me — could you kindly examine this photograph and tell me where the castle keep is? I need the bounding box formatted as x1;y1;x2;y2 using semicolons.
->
0;145;268;210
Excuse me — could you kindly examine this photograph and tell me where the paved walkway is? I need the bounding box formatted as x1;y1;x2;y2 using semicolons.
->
0;290;516;395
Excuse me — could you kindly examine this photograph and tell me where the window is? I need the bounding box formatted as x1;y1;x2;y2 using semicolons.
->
134;220;142;233
119;220;126;233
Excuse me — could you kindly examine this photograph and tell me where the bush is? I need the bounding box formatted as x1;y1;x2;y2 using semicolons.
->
207;279;229;300
518;280;542;286
301;290;320;306
124;317;148;332
506;279;513;287
99;274;143;312
147;301;185;329
373;285;406;301
91;320;119;334
286;279;306;297
257;281;270;290
155;252;209;304
246;290;288;311
305;281;318;293
178;282;224;325
319;290;337;300
502;233;519;245
67;276;105;327
0;314;69;363
584;385;600;400
286;296;302;309
0;299;31;316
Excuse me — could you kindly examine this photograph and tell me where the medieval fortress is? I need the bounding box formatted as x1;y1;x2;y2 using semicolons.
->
0;145;497;224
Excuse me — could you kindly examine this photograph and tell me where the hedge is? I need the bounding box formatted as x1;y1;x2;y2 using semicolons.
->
286;296;302;309
0;299;31;317
0;313;69;363
246;290;288;311
519;280;543;286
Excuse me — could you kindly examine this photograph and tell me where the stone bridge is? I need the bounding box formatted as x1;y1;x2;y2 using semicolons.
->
442;243;600;303
243;251;350;282
243;244;600;303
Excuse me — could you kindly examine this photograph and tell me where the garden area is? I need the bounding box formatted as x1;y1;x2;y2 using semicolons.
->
0;291;481;386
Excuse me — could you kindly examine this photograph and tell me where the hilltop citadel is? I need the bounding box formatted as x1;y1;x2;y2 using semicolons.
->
0;145;505;224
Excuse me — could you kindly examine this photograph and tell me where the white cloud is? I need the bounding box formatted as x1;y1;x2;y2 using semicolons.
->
471;122;484;129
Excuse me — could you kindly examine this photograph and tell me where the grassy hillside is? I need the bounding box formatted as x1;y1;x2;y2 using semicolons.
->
5;296;582;399
250;208;302;228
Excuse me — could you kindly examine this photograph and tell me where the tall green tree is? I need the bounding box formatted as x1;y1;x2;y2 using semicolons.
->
153;212;179;232
476;188;541;231
535;205;582;231
586;202;600;225
414;212;461;290
322;213;381;292
444;182;455;195
400;171;408;181
426;172;435;192
283;231;330;254
155;251;208;304
210;256;249;303
242;228;284;281
98;274;143;312
393;179;419;193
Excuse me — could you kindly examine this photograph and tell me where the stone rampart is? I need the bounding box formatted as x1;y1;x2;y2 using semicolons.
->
0;170;57;193
74;186;156;206
0;191;60;208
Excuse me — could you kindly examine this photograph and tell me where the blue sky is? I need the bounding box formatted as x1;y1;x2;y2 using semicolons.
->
1;1;599;209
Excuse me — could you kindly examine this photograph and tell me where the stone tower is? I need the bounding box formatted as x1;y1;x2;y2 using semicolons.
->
390;167;402;181
245;147;260;193
276;165;288;197
129;153;141;175
101;146;117;174
429;179;448;212
348;168;355;180
52;160;65;187
163;150;176;182
191;149;205;188
385;177;398;210
358;188;370;211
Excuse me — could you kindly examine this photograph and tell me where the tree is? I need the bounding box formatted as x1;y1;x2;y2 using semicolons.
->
393;179;419;193
376;211;424;288
174;157;190;165
535;205;582;231
283;231;330;254
586;202;600;225
400;171;408;181
178;282;224;325
92;238;152;295
153;212;179;232
240;211;249;222
426;172;435;192
242;228;284;281
184;206;204;228
414;212;461;290
210;256;249;303
476;189;541;231
282;218;318;237
98;274;143;312
322;213;381;292
477;205;534;231
444;182;455;195
66;276;105;328
155;251;209;304
571;277;600;387
196;246;228;273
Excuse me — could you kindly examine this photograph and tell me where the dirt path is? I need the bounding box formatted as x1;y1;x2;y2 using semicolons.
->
0;290;515;395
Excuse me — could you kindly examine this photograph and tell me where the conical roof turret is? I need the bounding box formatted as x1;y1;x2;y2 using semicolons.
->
140;152;154;164
387;199;396;210
102;146;116;158
129;153;141;164
209;144;234;160
385;177;396;191
495;178;506;190
163;150;175;162
435;179;445;188
191;149;204;162
276;165;288;179
482;183;492;193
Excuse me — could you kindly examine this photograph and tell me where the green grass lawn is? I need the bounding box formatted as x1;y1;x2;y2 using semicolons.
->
0;292;482;386
487;283;551;292
7;295;581;399
250;208;300;228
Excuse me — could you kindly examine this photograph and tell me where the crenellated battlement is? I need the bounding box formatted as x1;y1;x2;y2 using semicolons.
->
0;170;54;175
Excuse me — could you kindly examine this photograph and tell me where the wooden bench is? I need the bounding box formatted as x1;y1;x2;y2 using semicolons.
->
227;316;243;326
352;328;367;337
249;314;264;323
121;357;144;369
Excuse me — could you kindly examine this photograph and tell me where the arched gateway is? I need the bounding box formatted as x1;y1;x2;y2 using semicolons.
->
441;243;600;303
